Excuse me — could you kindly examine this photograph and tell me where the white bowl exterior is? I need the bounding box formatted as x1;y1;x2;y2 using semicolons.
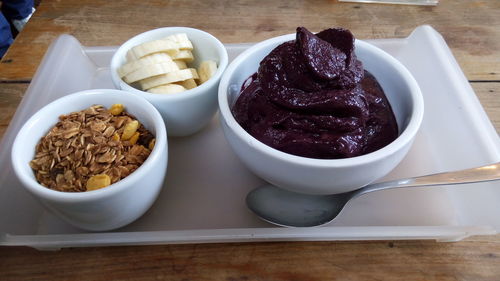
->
110;27;228;137
11;89;168;231
218;34;424;195
220;121;414;194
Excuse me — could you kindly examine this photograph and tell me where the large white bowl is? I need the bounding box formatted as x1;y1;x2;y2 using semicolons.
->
11;89;168;231
110;27;228;137
218;33;424;195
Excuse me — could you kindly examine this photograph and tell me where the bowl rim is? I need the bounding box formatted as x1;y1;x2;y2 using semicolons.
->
110;26;229;102
218;33;424;168
11;89;168;203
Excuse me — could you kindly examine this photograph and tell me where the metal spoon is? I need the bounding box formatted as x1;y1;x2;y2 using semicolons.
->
246;162;500;227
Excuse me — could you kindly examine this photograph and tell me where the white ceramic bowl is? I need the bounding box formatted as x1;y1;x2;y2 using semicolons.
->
11;89;168;231
110;27;228;137
218;33;424;195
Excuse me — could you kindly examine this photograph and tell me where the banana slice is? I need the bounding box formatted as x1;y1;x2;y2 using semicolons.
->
124;61;180;84
140;68;199;90
118;53;173;78
171;50;194;62
164;33;193;50
147;84;186;94
198;60;218;84
174;60;188;69
120;33;206;91
126;39;179;61
175;78;198;89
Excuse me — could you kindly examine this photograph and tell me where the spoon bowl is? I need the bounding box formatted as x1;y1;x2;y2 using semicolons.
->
246;162;500;227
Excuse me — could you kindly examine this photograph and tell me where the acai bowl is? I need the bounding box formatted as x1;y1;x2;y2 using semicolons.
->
218;27;424;195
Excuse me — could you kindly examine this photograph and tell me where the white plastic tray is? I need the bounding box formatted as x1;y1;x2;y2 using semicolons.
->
1;25;499;250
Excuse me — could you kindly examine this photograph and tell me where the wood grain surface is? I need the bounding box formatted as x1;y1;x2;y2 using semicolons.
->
0;0;499;81
1;237;500;281
0;83;24;138
1;0;499;280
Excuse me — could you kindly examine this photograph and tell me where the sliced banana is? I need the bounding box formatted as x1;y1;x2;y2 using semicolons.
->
118;53;173;78
147;84;186;94
175;78;198;89
198;60;218;84
124;61;180;84
140;68;199;90
164;33;193;50
126;39;179;61
171;50;194;62
119;33;209;93
174;60;188;69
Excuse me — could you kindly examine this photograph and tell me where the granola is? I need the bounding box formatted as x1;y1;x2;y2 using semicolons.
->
29;104;155;192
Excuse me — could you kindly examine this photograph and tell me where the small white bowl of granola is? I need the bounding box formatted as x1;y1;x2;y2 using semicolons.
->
11;89;167;231
110;27;228;137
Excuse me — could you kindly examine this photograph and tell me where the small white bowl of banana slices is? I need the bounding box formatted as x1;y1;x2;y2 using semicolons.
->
111;27;228;137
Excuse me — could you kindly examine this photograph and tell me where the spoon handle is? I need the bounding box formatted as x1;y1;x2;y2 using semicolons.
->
355;162;500;196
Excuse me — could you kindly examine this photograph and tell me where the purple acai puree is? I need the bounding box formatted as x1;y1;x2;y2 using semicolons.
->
232;27;398;159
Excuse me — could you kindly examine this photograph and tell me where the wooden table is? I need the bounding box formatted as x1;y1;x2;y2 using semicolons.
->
1;0;499;280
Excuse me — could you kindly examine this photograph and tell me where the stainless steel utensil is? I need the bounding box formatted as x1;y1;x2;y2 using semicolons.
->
246;162;500;227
